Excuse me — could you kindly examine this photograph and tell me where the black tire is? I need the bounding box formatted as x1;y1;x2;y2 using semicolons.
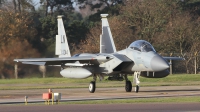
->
125;81;132;92
89;81;96;93
135;85;139;93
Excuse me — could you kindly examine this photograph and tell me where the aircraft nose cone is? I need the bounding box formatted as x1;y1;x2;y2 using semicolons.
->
150;56;169;71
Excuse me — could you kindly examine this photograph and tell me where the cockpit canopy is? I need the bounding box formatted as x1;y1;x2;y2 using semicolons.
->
128;40;156;52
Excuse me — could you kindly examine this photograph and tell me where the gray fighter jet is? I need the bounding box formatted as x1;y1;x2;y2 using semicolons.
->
14;14;183;93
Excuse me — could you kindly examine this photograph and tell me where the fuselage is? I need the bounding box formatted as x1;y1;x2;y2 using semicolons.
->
61;40;170;78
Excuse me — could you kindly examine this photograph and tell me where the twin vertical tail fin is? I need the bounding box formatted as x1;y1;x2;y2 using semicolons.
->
100;14;116;53
56;14;115;57
56;16;71;58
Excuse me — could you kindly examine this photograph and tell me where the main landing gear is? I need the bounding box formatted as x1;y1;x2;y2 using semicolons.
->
124;75;132;92
88;73;141;93
89;74;97;93
89;81;96;93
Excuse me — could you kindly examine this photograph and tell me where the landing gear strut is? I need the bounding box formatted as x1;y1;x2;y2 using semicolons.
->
89;74;97;93
133;72;141;93
124;75;132;92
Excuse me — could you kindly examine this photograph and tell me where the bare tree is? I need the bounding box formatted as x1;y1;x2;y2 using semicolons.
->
11;0;35;13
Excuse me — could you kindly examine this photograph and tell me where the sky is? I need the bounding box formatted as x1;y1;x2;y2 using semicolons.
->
32;0;41;9
32;0;77;8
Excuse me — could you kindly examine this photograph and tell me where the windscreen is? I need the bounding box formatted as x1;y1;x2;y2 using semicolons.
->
128;40;156;52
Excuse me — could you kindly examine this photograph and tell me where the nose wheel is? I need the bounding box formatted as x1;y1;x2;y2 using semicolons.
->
133;72;140;93
135;85;139;93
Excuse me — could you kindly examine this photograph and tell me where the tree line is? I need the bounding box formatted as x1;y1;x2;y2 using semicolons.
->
0;0;200;78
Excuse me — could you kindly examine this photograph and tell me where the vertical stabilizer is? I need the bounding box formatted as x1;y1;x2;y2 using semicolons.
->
56;15;71;57
100;14;116;53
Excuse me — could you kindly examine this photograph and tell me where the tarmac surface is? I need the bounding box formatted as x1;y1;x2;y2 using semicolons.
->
0;103;200;112
0;86;200;112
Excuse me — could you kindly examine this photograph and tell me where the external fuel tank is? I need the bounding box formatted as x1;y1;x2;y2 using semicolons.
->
60;68;92;78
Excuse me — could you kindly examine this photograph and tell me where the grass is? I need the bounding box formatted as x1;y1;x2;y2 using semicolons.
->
0;74;200;90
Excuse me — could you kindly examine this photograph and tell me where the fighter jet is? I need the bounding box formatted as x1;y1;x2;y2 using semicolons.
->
14;14;183;93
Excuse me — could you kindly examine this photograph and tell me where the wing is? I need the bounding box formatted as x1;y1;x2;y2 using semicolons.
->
14;56;113;66
163;57;185;61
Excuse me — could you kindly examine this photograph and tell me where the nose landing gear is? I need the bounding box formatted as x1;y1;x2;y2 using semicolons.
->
133;72;141;93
